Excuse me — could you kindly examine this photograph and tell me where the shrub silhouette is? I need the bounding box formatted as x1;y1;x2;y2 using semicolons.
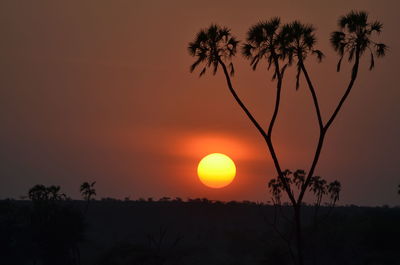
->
28;184;85;265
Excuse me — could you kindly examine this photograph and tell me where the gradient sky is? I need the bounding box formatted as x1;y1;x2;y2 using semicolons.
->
1;0;399;205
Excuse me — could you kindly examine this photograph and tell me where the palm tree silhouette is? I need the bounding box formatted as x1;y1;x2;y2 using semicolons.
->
276;11;387;209
189;24;297;206
80;181;96;213
280;21;324;91
329;10;387;130
291;11;387;206
188;24;238;77
242;18;288;137
241;19;298;201
279;14;386;264
188;11;386;265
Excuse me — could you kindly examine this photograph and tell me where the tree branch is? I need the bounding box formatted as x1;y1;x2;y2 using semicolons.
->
218;58;297;206
325;49;360;131
268;56;283;137
299;61;324;130
298;48;361;205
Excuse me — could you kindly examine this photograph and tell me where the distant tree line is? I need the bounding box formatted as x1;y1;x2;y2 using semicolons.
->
0;181;96;265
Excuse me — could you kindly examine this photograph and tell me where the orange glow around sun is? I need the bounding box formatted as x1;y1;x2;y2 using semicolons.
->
197;153;236;188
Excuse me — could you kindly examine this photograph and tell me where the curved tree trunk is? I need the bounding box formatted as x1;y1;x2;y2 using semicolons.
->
297;49;360;205
218;58;296;205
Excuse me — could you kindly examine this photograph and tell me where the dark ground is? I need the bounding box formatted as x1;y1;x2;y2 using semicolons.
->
1;199;399;265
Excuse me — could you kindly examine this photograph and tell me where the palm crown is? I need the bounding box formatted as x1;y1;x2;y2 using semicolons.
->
80;181;96;201
242;18;283;77
280;21;324;62
188;24;238;77
280;21;324;89
330;10;387;71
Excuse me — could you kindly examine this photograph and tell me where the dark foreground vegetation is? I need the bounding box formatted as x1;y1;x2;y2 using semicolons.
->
1;198;399;265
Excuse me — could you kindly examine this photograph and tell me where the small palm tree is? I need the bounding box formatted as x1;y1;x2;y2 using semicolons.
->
80;181;96;213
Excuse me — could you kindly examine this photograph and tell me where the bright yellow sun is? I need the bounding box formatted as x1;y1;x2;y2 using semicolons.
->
197;153;236;189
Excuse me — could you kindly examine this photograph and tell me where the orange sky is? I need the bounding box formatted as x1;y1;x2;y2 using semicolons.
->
0;0;399;205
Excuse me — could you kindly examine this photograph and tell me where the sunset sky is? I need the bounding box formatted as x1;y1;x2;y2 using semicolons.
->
1;0;399;205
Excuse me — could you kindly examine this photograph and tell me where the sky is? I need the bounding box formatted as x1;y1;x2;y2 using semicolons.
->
0;0;399;206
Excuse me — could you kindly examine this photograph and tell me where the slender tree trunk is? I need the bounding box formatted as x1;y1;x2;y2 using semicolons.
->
218;58;296;205
294;205;304;265
297;49;360;205
324;50;360;131
84;198;90;214
268;57;283;137
298;130;326;204
299;61;323;130
289;50;361;265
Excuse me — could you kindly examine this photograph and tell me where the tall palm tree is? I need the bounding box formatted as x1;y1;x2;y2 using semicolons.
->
328;10;387;130
275;22;325;265
280;21;324;128
189;13;386;265
242;18;298;204
189;24;296;205
242;18;287;137
281;12;386;204
279;14;386;265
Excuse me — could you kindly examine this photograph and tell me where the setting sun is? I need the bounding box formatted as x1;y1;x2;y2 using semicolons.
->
197;153;236;188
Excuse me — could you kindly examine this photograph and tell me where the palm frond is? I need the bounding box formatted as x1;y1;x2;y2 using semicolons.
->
199;67;206;77
295;63;301;90
242;43;254;58
370;21;383;34
336;54;344;72
251;56;260;70
369;51;375;70
272;71;277;81
330;31;346;53
280;63;288;77
212;60;218;75
229;62;235;76
375;43;387;57
348;47;355;62
190;57;204;73
312;49;324;62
